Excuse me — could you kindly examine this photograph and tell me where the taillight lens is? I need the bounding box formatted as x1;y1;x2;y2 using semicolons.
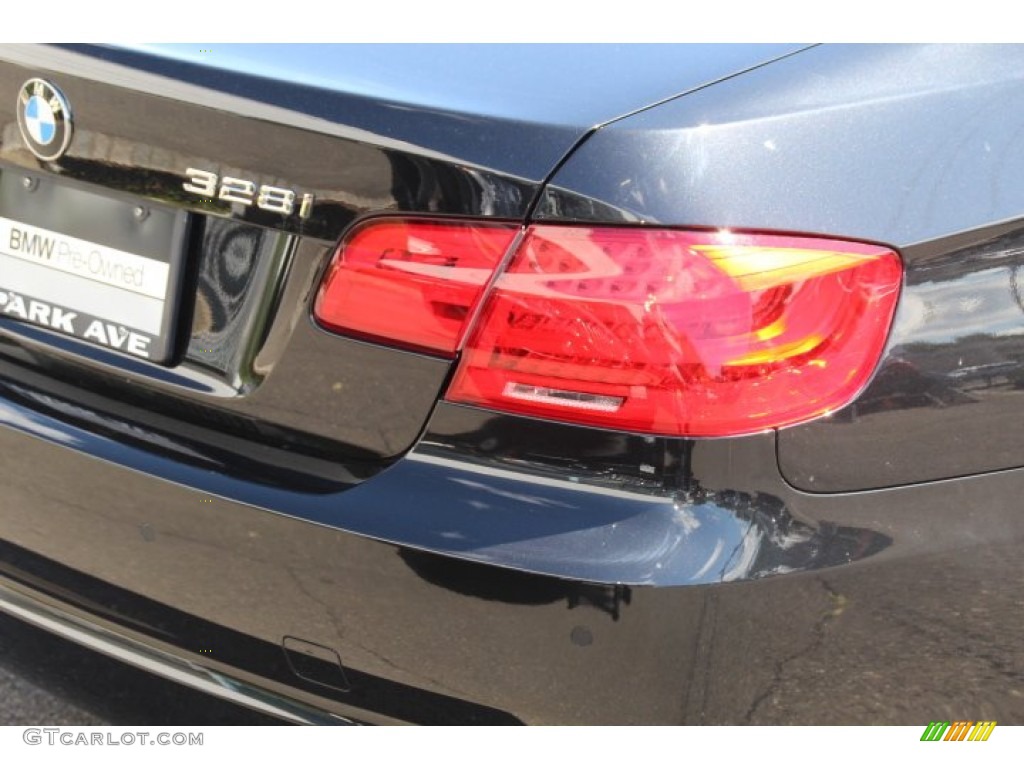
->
446;226;902;437
314;219;519;356
314;218;902;437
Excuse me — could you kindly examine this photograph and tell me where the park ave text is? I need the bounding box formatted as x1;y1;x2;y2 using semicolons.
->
0;289;152;358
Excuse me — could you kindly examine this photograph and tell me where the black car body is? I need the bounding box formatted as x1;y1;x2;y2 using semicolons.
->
0;43;1022;725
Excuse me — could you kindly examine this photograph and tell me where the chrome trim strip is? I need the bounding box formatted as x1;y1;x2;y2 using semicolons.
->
0;576;353;725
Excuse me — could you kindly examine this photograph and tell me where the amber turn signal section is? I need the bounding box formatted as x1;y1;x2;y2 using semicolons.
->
314;219;519;356
446;226;902;437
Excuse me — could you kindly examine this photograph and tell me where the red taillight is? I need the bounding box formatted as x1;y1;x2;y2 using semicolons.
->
314;219;519;356
446;226;902;437
314;218;902;437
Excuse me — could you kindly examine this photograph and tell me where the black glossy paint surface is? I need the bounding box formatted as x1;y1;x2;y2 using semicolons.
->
538;43;1024;491
0;225;452;464
0;373;890;589
0;396;1022;724
780;221;1024;490
91;43;804;181
0;46;482;460
0;43;1023;725
0;48;536;241
538;45;1024;247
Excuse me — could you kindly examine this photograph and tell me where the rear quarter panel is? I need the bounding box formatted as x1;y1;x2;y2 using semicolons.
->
536;43;1024;491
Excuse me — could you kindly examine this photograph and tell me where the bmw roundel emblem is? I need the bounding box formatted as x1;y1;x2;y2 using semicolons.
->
16;78;73;162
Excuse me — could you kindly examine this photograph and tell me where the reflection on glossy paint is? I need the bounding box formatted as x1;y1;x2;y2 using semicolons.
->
0;400;82;446
781;222;1024;491
398;547;635;621
405;405;891;586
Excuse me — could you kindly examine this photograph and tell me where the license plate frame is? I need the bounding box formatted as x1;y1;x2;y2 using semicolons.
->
0;170;189;364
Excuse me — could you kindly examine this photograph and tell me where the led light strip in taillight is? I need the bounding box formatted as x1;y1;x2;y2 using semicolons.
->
314;219;903;437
